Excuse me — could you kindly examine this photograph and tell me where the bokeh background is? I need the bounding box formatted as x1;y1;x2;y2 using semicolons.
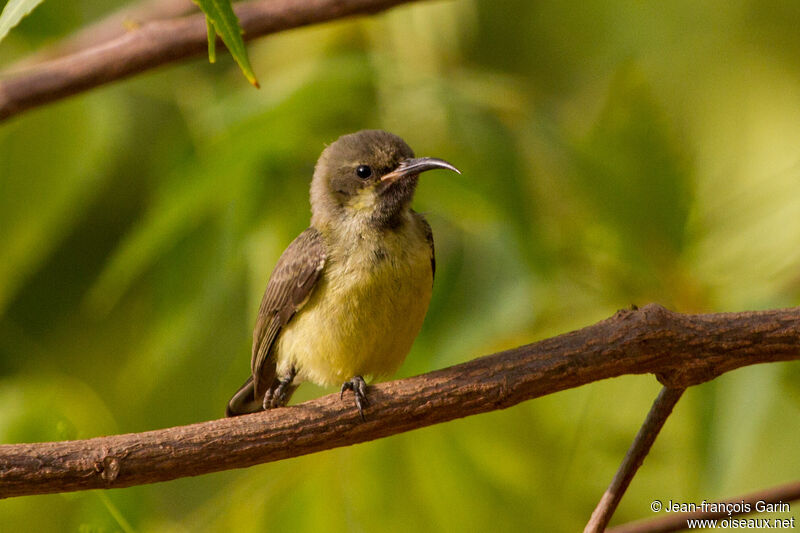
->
1;0;800;530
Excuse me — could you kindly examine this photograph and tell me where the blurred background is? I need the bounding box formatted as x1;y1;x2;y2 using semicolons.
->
1;0;799;530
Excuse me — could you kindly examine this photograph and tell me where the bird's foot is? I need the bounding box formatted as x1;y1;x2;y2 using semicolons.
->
263;368;296;410
340;375;369;420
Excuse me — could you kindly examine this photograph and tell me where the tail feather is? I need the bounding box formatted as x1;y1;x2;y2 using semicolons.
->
226;376;262;417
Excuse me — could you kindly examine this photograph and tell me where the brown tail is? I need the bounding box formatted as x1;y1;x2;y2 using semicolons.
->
225;375;298;416
225;376;262;416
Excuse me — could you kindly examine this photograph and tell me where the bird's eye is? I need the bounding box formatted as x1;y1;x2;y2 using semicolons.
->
356;165;372;179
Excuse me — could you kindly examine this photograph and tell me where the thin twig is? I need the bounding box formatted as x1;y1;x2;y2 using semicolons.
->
0;0;428;122
0;304;796;498
585;387;686;532
608;480;800;533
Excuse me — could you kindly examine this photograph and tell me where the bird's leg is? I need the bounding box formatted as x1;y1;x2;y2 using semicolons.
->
264;366;296;410
340;375;369;420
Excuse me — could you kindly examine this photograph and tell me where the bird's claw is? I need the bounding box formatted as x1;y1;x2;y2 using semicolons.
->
263;386;286;410
263;368;296;410
340;376;369;420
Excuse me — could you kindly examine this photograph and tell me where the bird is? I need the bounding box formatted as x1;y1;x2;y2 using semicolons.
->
225;130;459;419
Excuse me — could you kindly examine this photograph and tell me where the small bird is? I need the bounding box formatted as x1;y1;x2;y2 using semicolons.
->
226;130;459;418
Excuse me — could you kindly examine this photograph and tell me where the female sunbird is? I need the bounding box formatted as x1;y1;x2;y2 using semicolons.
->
226;130;459;418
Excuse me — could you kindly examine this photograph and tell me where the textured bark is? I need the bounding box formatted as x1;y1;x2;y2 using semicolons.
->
0;304;797;498
5;0;197;72
0;0;427;121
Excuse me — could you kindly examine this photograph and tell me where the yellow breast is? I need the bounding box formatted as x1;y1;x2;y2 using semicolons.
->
274;214;433;386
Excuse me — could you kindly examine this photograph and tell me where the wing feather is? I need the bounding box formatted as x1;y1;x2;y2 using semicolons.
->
416;212;435;283
251;228;326;398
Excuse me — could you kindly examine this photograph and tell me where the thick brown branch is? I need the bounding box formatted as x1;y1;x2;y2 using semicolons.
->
0;0;427;122
0;304;797;498
585;386;686;532
608;480;800;533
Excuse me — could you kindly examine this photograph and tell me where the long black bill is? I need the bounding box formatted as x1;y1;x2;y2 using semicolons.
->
381;157;461;184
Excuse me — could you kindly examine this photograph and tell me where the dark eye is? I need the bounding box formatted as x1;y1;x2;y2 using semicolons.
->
356;165;372;179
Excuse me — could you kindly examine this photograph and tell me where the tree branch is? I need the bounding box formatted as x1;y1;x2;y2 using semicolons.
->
585;386;686;532
608;480;800;533
5;0;197;72
0;304;797;499
0;0;427;122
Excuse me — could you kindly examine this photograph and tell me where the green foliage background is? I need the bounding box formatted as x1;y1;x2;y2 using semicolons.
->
1;1;800;530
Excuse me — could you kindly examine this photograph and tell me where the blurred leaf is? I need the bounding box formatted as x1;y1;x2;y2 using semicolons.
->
193;0;259;87
0;374;117;443
84;154;243;314
704;365;782;493
573;65;693;262
95;492;136;533
0;0;45;43
0;97;121;318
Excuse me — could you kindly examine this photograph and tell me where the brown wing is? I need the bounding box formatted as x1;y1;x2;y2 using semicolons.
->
251;227;326;399
415;211;435;283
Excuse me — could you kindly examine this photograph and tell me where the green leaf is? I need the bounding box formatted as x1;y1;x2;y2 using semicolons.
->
206;15;217;63
193;0;259;87
0;0;46;43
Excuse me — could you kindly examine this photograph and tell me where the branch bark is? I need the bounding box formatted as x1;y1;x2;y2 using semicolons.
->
5;0;197;72
0;0;427;122
0;304;798;499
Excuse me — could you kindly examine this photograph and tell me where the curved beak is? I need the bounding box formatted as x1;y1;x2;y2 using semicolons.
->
381;157;460;185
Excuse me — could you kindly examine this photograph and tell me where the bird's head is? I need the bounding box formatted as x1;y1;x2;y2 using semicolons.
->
310;130;459;230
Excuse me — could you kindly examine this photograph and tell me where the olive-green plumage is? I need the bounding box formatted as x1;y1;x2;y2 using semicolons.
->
226;130;459;417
